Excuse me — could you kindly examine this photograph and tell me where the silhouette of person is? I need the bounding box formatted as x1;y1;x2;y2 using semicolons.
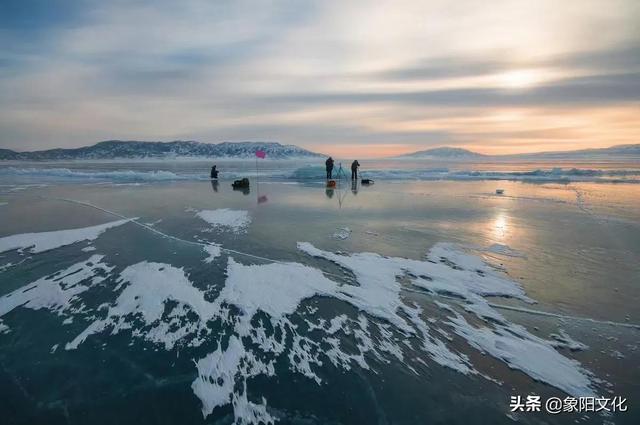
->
210;165;219;179
325;157;334;180
351;160;360;180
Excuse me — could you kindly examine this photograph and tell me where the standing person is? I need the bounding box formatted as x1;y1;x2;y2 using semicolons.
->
351;160;360;180
325;157;334;180
210;165;219;179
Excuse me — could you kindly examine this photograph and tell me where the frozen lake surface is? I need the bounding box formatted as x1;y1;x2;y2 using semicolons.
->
0;159;639;424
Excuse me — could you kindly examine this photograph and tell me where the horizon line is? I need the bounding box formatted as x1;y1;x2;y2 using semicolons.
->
3;139;638;159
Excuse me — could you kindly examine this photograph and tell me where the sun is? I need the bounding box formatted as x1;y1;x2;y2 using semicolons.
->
497;69;541;89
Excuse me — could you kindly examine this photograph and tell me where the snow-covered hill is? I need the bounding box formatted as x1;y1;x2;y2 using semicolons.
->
0;140;323;160
397;147;484;159
397;144;640;160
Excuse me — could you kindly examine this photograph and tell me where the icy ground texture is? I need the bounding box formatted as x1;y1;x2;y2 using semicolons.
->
196;209;251;233
0;234;597;424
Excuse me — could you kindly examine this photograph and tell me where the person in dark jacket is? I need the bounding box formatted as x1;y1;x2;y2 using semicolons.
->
351;160;360;180
210;165;219;179
325;157;334;179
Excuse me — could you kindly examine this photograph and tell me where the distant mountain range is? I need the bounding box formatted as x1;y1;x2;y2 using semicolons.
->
2;140;638;161
0;140;323;160
397;144;640;160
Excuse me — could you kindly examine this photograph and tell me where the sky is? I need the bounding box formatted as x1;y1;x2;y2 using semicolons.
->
0;0;639;157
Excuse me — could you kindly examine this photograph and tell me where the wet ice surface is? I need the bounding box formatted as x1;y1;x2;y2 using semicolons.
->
0;172;639;425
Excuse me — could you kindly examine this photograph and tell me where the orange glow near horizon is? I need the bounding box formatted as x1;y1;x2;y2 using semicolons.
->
306;143;418;159
304;105;640;158
307;140;638;159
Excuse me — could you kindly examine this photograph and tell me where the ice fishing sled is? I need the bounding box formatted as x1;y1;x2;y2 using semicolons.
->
232;178;250;189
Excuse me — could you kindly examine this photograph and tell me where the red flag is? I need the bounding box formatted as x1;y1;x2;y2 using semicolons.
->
255;150;266;159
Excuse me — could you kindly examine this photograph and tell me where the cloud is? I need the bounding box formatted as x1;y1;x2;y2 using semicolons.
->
0;0;639;155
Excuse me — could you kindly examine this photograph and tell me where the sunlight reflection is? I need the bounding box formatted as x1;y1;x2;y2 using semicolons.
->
492;211;509;242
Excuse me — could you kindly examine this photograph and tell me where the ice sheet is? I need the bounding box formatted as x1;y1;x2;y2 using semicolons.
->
4;165;639;183
2;240;598;424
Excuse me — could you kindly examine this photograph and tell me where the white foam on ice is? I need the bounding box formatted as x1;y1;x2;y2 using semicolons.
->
0;219;131;254
196;209;251;233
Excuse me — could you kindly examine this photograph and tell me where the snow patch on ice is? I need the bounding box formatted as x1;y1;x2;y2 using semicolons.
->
67;261;218;350
0;255;113;327
12;239;599;424
448;314;595;397
549;329;589;351
297;242;595;396
192;335;275;423
196;209;251;233
0;219;131;254
203;244;221;263
217;258;337;324
332;227;352;240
